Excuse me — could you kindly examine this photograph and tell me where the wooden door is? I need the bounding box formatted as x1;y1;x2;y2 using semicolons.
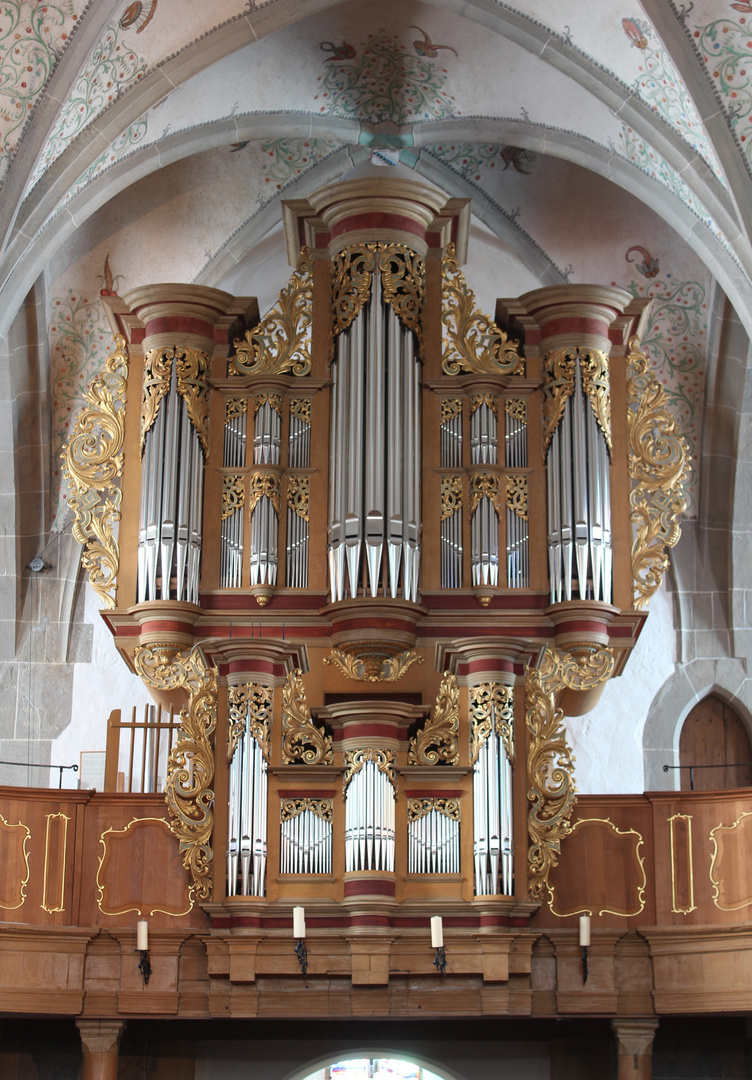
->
679;695;752;790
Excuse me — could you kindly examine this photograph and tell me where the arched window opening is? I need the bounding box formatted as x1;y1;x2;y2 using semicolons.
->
679;695;752;790
303;1059;445;1080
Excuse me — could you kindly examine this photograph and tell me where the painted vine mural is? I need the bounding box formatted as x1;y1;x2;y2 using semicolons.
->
691;3;752;172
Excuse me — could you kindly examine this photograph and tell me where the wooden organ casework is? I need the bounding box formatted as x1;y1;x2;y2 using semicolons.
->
65;177;688;935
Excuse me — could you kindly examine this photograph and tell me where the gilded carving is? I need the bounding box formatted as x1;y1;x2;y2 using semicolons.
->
42;812;70;914
469;393;498;416
231;248;313;377
0;814;31;910
441;476;463;521
281;669;333;765
407;798;461;822
60;336;128;609
669;812;696;915
626;336;690;610
290;398;312;423
287;475;310;521
440;398;462;423
506;475;528;520
226;397;247;420
140;345;211;456
324;645;424;683
408;671;460;765
526;645;614;902
469;472;504;517
280;798;333;823
441;244;522;376
248;471;281;516
343;747;397;793
470;683;515;765
542;347;611;455
505;398;526;422
222;475;245;521
330;243;425;353
255;393;282;415
134;644;218;901
227;683;272;763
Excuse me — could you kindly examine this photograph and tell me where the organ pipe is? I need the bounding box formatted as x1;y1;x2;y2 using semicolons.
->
471;685;514;896
280;800;333;875
328;276;421;603
227;702;269;898
344;755;396;873
407;800;460;874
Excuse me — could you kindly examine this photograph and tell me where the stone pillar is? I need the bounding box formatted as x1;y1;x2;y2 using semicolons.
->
77;1019;126;1080
612;1018;659;1080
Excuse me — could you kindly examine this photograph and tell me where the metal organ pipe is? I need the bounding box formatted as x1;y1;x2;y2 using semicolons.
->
546;358;612;604
472;703;513;896
227;708;268;898
344;758;395;872
328;274;421;602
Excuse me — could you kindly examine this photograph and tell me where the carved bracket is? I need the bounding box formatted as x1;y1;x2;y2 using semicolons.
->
134;644;218;901
281;669;333;764
408;671;460;765
324;644;423;683
231;248;313;377
60;336;129;609
626;336;690;610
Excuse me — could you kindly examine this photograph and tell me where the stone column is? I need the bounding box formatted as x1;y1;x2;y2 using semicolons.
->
612;1018;659;1080
77;1019;126;1080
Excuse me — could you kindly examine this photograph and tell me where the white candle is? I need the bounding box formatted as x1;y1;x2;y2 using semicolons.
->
431;915;444;949
579;914;590;947
137;919;149;951
293;906;306;939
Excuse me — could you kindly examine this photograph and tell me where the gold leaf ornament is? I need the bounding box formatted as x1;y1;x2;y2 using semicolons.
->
506;475;528;521
407;797;460;822
280;798;333;823
408;671;460;765
140;345;211;456
231;248;313;377
626;337;690;610
134;644;218;902
343;747;397;793
324;645;423;683
542;347;611;455
469;472;504;517
248;471;281;516
330;244;425;355
441;476;463;521
61;336;129;609
441;243;522;376
287;475;310;521
281;669;333;764
470;682;514;765
221;475;245;521
227;683;272;763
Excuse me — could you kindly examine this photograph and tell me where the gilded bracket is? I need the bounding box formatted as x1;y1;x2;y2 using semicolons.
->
324;645;423;683
408;671;460;765
441;244;523;376
626;336;690;610
227;683;272;763
134;644;218;902
526;644;614;902
231;248;313;377
470;682;515;765
61;336;128;609
281;669;333;764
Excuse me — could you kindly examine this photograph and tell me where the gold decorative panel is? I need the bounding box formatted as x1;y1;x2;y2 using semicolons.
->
0;814;31;910
547;817;646;917
710;811;752;911
669;812;696;914
41;812;70;914
96;817;194;916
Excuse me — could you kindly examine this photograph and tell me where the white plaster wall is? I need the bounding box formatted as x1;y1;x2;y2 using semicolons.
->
564;582;677;794
50;584;153;789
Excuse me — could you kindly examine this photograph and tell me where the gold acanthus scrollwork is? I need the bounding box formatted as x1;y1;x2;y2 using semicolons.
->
134;644;218;902
626;336;690;610
470;683;515;765
231;247;313;377
323;646;423;683
281;798;333;823
526;644;614;902
343;748;397;793
441;243;523;377
140;345;211;456
407;798;461;822
506;475;528;520
225;397;247;420
281;669;333;765
221;475;245;521
330;243;425;354
408;671;460;765
287;476;310;521
542;347;611;455
248;471;281;516
469;393;498;415
289;398;312;423
505;398;526;422
60;336;128;609
227;683;272;763
255;393;282;415
441;476;463;521
469;472;504;517
440;398;462;423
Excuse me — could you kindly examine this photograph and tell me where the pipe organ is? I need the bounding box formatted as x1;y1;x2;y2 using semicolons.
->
72;177;687;937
